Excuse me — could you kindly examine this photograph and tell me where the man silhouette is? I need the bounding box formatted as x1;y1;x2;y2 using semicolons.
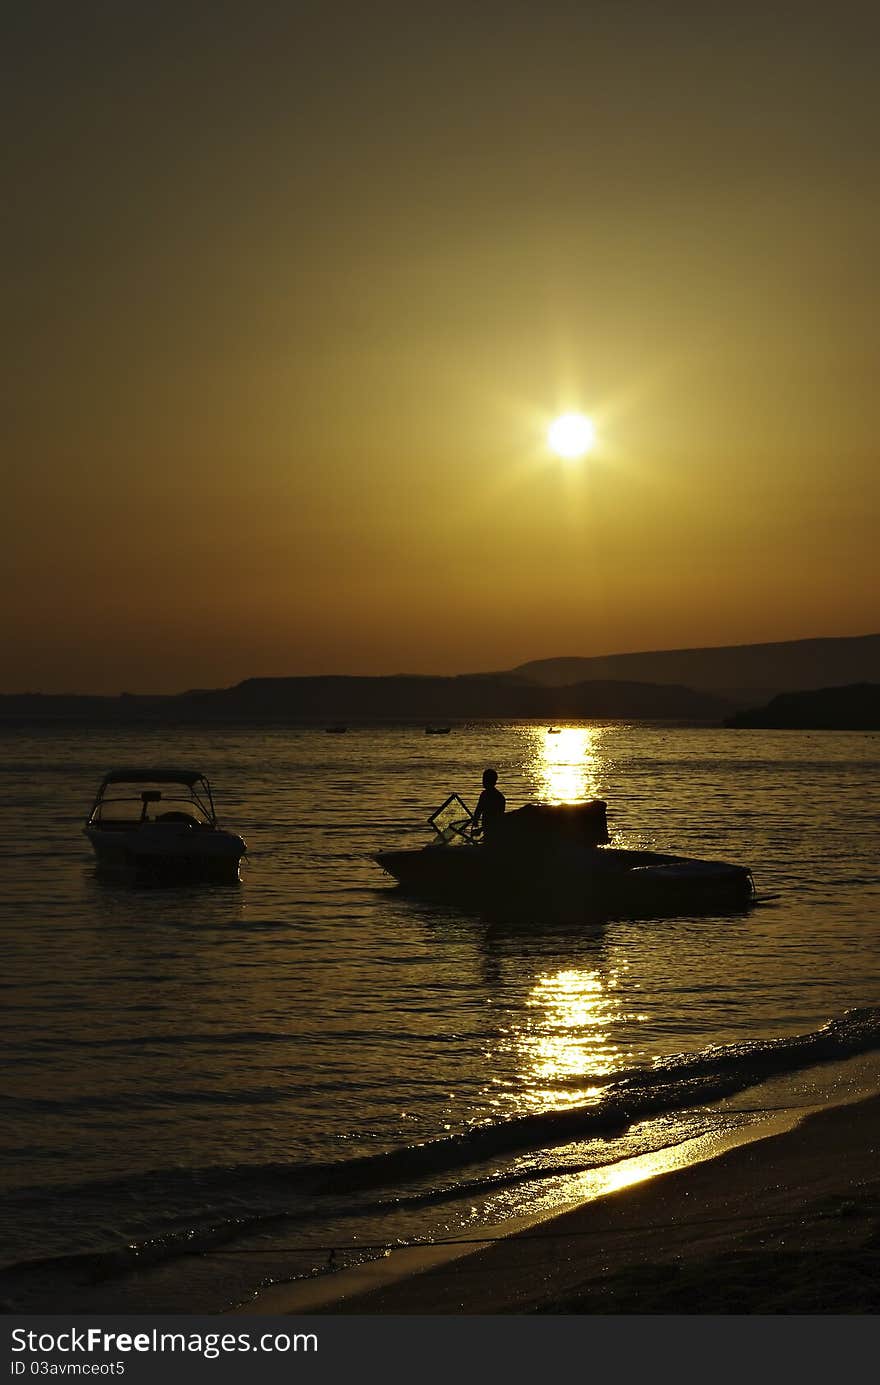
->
471;767;506;845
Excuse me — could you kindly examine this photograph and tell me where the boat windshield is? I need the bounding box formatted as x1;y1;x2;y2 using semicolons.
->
89;779;215;826
428;793;473;843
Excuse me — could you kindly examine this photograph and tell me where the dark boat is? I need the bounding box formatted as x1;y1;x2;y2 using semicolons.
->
325;724;348;733
374;793;756;918
425;726;451;735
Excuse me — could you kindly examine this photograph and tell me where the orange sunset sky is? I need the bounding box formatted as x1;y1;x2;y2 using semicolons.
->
4;1;878;694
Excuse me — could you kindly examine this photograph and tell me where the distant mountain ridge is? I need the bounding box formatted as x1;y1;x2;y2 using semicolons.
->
510;633;880;703
0;676;731;723
725;683;880;730
3;633;878;723
186;674;729;720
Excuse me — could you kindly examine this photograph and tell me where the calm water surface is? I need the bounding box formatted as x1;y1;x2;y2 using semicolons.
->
1;721;878;1310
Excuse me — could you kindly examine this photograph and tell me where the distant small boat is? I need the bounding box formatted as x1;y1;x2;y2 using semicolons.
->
325;724;348;734
547;727;562;734
425;726;451;735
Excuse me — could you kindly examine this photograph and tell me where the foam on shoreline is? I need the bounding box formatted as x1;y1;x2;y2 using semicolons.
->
240;1079;880;1314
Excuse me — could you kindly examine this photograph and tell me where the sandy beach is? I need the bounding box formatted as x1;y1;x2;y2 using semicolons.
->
246;1094;880;1315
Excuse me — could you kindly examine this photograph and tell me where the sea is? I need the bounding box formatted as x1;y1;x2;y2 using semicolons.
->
1;719;879;1312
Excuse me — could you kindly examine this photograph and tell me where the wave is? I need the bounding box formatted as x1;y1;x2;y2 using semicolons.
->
4;1006;880;1304
296;1004;880;1192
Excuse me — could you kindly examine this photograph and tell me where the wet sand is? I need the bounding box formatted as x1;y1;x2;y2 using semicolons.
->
247;1094;880;1314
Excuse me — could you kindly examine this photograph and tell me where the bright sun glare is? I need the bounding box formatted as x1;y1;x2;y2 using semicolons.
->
548;412;596;459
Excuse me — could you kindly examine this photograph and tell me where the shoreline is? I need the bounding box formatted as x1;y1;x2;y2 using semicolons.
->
241;1089;880;1315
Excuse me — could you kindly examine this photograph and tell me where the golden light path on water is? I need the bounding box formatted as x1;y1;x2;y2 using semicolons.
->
489;725;646;1114
519;966;629;1109
529;726;604;804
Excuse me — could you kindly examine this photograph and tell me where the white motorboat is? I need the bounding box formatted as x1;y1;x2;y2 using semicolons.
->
84;768;247;883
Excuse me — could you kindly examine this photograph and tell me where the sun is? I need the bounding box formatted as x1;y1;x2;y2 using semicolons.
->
548;412;596;460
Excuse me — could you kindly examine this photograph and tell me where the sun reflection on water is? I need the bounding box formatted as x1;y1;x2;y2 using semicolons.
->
528;726;605;804
499;965;630;1112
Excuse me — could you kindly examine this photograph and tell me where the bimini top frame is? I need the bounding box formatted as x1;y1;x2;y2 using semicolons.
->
87;769;218;827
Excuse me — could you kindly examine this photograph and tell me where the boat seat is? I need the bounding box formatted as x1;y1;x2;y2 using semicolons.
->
155;811;200;826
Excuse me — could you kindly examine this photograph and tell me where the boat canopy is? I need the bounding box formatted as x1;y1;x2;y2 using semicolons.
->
99;768;209;787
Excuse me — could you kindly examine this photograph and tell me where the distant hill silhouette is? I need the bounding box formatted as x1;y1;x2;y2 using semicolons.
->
511;634;880;704
195;675;728;720
725;683;880;730
0;674;730;723
4;633;878;724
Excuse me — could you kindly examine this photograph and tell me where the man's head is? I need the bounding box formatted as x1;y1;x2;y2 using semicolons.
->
482;767;498;788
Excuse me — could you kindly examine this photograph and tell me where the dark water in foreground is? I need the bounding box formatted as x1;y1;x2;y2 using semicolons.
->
1;721;878;1311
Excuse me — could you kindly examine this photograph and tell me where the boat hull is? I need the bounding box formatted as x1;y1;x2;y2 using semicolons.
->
374;842;755;918
85;824;246;884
